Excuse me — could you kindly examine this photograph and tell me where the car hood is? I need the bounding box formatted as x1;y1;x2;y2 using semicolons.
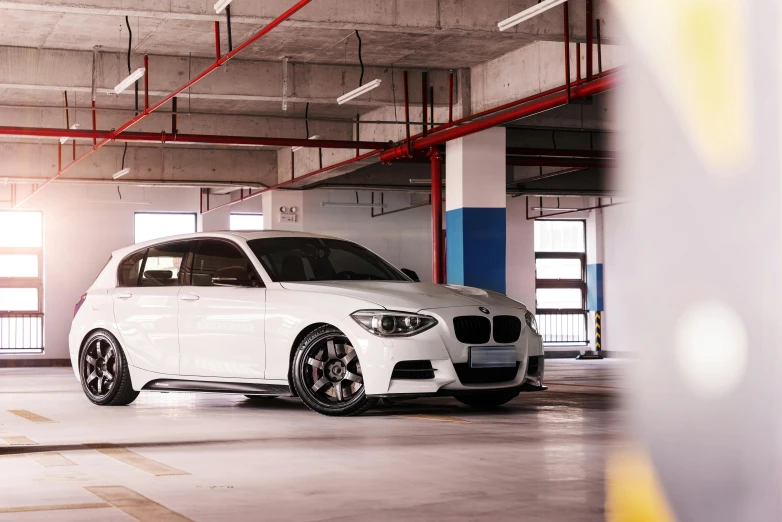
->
278;281;528;312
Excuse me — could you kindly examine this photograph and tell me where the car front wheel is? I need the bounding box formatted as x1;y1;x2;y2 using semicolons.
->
292;326;376;416
80;331;139;406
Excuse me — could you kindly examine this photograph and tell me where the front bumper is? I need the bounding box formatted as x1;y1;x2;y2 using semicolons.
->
339;305;545;397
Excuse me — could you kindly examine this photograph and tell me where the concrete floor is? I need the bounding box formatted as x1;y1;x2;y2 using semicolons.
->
0;360;624;521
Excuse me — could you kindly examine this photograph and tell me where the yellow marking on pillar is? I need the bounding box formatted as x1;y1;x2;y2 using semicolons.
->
0;503;109;514
8;410;55;423
86;486;193;521
606;447;677;522
89;444;189;476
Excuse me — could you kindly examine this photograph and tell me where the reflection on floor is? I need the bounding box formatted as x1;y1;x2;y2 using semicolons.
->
0;359;626;521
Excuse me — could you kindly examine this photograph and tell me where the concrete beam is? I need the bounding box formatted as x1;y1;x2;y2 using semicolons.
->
0;141;278;185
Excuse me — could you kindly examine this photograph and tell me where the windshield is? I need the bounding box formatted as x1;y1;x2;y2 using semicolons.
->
247;237;409;282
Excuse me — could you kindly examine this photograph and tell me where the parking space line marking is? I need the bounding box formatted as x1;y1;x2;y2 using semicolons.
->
7;409;55;423
1;436;37;446
0;503;109;513
394;414;469;423
90;445;189;476
86;486;193;521
27;451;77;467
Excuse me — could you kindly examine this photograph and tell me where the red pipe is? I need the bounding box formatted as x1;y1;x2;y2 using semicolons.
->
448;72;454;124
91;100;97;146
380;73;619;163
563;3;571;104
14;0;313;208
429;148;443;284
57;142;61;172
202;149;382;214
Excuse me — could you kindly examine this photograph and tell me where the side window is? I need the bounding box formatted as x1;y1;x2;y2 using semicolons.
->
140;242;191;287
118;249;147;287
191;240;261;287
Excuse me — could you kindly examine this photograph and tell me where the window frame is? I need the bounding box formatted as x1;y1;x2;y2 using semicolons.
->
534;220;587;313
0;211;43;314
116;239;195;288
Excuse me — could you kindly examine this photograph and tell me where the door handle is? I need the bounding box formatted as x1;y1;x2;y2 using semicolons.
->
180;294;200;302
115;292;132;300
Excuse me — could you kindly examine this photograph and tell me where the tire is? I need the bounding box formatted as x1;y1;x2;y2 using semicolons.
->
291;325;377;416
455;390;519;409
79;330;139;406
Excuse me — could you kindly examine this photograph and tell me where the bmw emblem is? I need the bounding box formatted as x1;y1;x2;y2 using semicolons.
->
479;307;490;315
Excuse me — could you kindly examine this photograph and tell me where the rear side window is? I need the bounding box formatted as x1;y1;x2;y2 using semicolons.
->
118;249;146;287
141;242;191;287
191;239;261;287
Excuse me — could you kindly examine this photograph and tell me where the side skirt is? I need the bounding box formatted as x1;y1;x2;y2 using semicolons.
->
143;379;292;396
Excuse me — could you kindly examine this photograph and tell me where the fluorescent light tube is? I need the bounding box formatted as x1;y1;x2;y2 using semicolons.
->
292;135;321;153
532;207;581;212
498;0;568;31
214;0;233;14
337;79;382;105
59;123;80;144
321;202;388;209
113;68;146;95
112;168;131;180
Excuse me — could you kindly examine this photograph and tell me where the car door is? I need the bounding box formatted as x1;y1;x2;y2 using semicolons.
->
178;238;266;379
112;240;193;376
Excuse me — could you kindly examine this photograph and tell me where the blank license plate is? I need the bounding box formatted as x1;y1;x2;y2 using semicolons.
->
470;346;517;368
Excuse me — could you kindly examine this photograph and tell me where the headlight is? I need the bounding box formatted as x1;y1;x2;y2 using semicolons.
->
351;310;438;337
525;311;539;334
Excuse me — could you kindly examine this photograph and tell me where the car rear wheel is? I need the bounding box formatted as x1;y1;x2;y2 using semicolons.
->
455;390;519;409
292;326;377;416
80;331;139;406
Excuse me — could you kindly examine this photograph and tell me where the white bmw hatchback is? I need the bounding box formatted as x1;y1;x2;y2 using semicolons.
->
70;231;545;416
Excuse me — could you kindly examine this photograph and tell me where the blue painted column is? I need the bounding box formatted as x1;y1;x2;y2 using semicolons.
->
445;127;507;293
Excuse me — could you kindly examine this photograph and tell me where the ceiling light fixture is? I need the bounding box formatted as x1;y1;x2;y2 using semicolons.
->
214;0;233;14
112;168;131;180
292;135;321;152
498;0;568;31
59;123;80;145
532;207;581;212
113;68;146;95
337;79;382;105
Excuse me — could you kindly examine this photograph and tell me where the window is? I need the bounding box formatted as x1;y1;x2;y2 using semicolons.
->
134;213;196;244
0;211;44;353
118;242;192;287
534;220;587;345
230;213;264;231
247;237;406;282
118;250;147;287
191;239;261;287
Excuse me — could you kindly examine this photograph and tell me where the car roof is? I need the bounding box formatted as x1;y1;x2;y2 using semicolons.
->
111;230;339;258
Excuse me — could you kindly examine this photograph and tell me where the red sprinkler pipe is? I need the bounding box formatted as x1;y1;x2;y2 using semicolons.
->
586;0;594;80
13;0;314;209
429;148;443;284
214;21;221;60
380;73;619;163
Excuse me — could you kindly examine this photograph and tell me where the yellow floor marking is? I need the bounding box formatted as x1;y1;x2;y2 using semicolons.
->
7;409;55;423
546;382;622;390
0;503;109;514
27;451;77;467
1;436;37;446
394;413;469;423
90;445;189;476
86;486;193;521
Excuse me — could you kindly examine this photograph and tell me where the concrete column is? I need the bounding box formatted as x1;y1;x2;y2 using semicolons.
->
445;127;506;293
586;206;604;351
262;191;304;232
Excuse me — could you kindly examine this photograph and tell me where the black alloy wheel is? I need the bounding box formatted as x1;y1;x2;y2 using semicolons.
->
292;326;376;416
80;331;139;406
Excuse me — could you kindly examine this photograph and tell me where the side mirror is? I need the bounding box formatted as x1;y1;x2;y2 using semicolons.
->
401;268;420;282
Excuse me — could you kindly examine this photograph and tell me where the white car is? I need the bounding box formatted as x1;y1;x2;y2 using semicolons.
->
69;231;545;416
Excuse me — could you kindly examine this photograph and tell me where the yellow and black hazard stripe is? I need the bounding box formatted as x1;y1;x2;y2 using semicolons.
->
595;312;601;351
